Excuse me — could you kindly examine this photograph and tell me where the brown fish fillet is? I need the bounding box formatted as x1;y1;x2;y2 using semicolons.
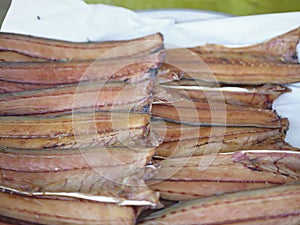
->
0;32;163;62
0;80;153;116
151;120;295;157
0;56;162;93
0;112;157;149
162;27;300;85
147;151;300;201
152;99;286;128
158;84;289;109
0;147;158;204
196;27;300;64
0;80;56;94
140;182;300;225
0;190;136;225
163;48;300;85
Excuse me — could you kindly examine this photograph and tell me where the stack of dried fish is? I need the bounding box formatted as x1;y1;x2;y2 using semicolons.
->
138;27;300;224
152;27;300;157
1;26;300;225
0;32;165;224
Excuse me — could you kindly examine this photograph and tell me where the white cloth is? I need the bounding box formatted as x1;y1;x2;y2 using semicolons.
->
3;0;300;47
2;0;300;148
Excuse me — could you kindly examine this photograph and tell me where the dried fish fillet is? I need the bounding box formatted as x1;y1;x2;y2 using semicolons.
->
0;147;158;204
0;32;163;62
0;49;163;92
196;27;300;64
140;183;300;225
147;151;300;201
152;121;295;157
0;80;57;94
0;190;136;225
152;99;286;128
159;84;289;109
0;80;153;116
162;27;300;85
0;112;156;149
164;48;300;85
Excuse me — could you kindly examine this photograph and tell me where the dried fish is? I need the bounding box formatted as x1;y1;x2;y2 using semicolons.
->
0;80;153;116
152;99;286;128
0;111;157;149
140;182;300;225
0;50;163;93
0;80;56;94
159;84;289;109
147;151;300;201
162;27;300;85
0;190;136;225
196;27;300;64
152;121;295;157
0;147;158;204
0;32;163;62
164;48;300;85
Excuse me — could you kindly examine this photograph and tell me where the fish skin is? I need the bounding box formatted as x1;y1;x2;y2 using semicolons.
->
0;147;159;204
152;99;286;128
0;32;164;62
0;80;153;116
163;48;300;85
140;182;300;225
161;27;300;85
152;120;296;158
146;151;300;201
194;27;300;64
0;80;56;94
0;49;163;93
0;112;155;149
158;84;289;109
0;190;136;225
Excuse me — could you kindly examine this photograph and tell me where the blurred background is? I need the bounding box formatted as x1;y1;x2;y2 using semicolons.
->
85;0;300;15
1;0;300;27
0;0;11;27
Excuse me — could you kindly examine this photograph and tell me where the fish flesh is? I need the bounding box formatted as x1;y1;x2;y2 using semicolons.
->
162;27;300;85
158;84;289;109
147;151;300;201
0;112;157;149
0;190;136;225
0;80;153;116
152;99;286;128
0;147;158;204
140;182;300;225
0;32;164;62
152;120;295;157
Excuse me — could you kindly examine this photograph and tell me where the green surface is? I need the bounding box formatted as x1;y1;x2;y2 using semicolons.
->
85;0;300;15
0;0;299;27
0;0;11;29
